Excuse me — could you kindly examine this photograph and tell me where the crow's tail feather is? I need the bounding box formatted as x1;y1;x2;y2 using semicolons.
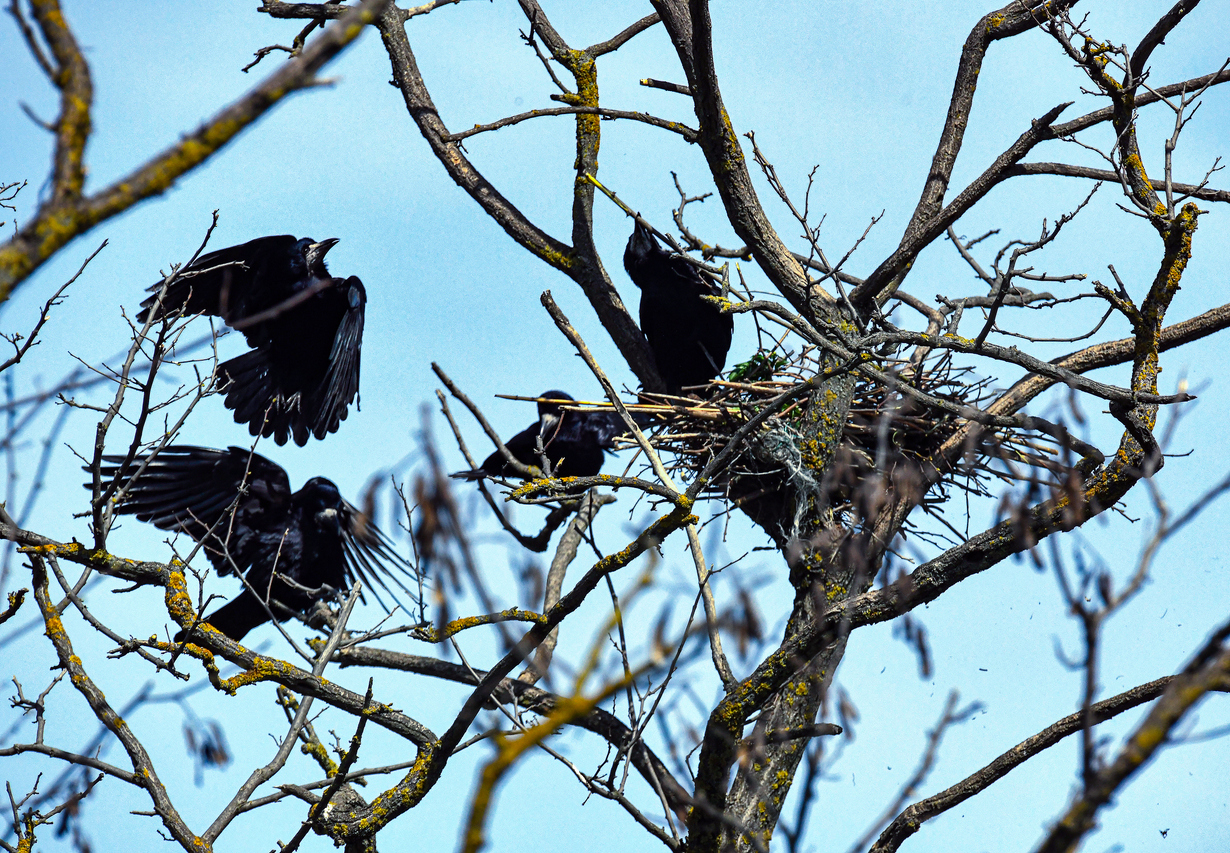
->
217;351;300;446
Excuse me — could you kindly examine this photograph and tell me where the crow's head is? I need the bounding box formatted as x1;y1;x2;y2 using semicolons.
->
303;238;340;277
535;390;573;419
623;220;661;281
299;477;345;533
535;390;573;443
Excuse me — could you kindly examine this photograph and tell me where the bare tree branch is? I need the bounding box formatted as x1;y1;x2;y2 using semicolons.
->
0;0;392;300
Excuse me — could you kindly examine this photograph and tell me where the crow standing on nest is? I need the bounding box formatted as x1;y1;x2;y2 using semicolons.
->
95;446;415;642
623;221;733;394
137;235;365;446
450;390;647;481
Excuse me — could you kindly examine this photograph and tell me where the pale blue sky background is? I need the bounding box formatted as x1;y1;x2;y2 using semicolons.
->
2;2;1229;851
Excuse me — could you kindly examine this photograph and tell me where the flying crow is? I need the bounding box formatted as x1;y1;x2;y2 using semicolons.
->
95;445;414;642
138;235;365;446
623;221;733;393
450;391;647;481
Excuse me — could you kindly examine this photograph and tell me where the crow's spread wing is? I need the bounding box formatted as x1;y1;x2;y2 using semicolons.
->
137;235;300;323
338;500;418;614
97;445;293;575
309;277;365;443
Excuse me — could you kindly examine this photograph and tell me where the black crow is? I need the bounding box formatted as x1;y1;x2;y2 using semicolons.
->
623;221;733;393
137;236;365;446
95;446;414;642
450;391;648;481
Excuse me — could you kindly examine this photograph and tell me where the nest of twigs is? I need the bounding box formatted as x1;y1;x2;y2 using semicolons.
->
568;348;1065;525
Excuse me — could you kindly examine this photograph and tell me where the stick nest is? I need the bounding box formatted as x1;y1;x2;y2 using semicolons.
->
570;349;1065;515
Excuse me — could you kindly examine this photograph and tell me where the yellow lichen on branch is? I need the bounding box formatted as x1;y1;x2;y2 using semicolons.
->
459;670;639;853
0;0;389;302
412;607;547;643
27;555;206;849
0;587;28;627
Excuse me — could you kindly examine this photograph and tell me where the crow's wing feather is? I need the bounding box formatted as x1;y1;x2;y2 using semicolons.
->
137;236;299;323
309;278;365;442
337;500;418;614
455;421;543;479
218;349;310;447
98;445;292;575
577;411;657;449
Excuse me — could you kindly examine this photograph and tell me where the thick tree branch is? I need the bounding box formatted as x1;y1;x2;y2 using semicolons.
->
375;3;660;386
331;645;693;811
848;0;1077;309
261;0;460;23
851;102;1072;307
961;299;1230;439
0;0;390;301
684;214;1203;847
587;12;660;56
904;1;1078;256
1005;161;1230;203
27;0;92;208
305;503;694;843
0;741;135;785
653;0;817;319
1129;0;1200;83
28;556;200;850
1035;620;1230;853
375;5;571;274
3;532;439;749
1051;68;1230;137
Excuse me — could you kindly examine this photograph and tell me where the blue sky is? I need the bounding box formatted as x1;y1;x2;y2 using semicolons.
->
2;2;1229;851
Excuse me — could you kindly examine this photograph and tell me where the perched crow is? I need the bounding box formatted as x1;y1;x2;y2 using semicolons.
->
95;446;414;642
623;221;733;393
450;391;647;481
137;235;365;446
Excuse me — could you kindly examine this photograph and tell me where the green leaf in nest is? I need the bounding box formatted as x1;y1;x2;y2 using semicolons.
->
728;351;789;383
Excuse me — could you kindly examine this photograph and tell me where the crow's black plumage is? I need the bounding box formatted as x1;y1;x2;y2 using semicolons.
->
450;391;645;481
95;446;414;642
137;236;365;446
623;221;734;393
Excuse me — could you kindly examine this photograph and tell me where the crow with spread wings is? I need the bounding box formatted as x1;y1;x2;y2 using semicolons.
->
96;446;416;642
137;235;365;446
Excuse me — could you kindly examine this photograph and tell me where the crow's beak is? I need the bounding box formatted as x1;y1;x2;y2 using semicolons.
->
538;411;561;443
316;506;342;534
306;238;340;271
629;220;657;257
